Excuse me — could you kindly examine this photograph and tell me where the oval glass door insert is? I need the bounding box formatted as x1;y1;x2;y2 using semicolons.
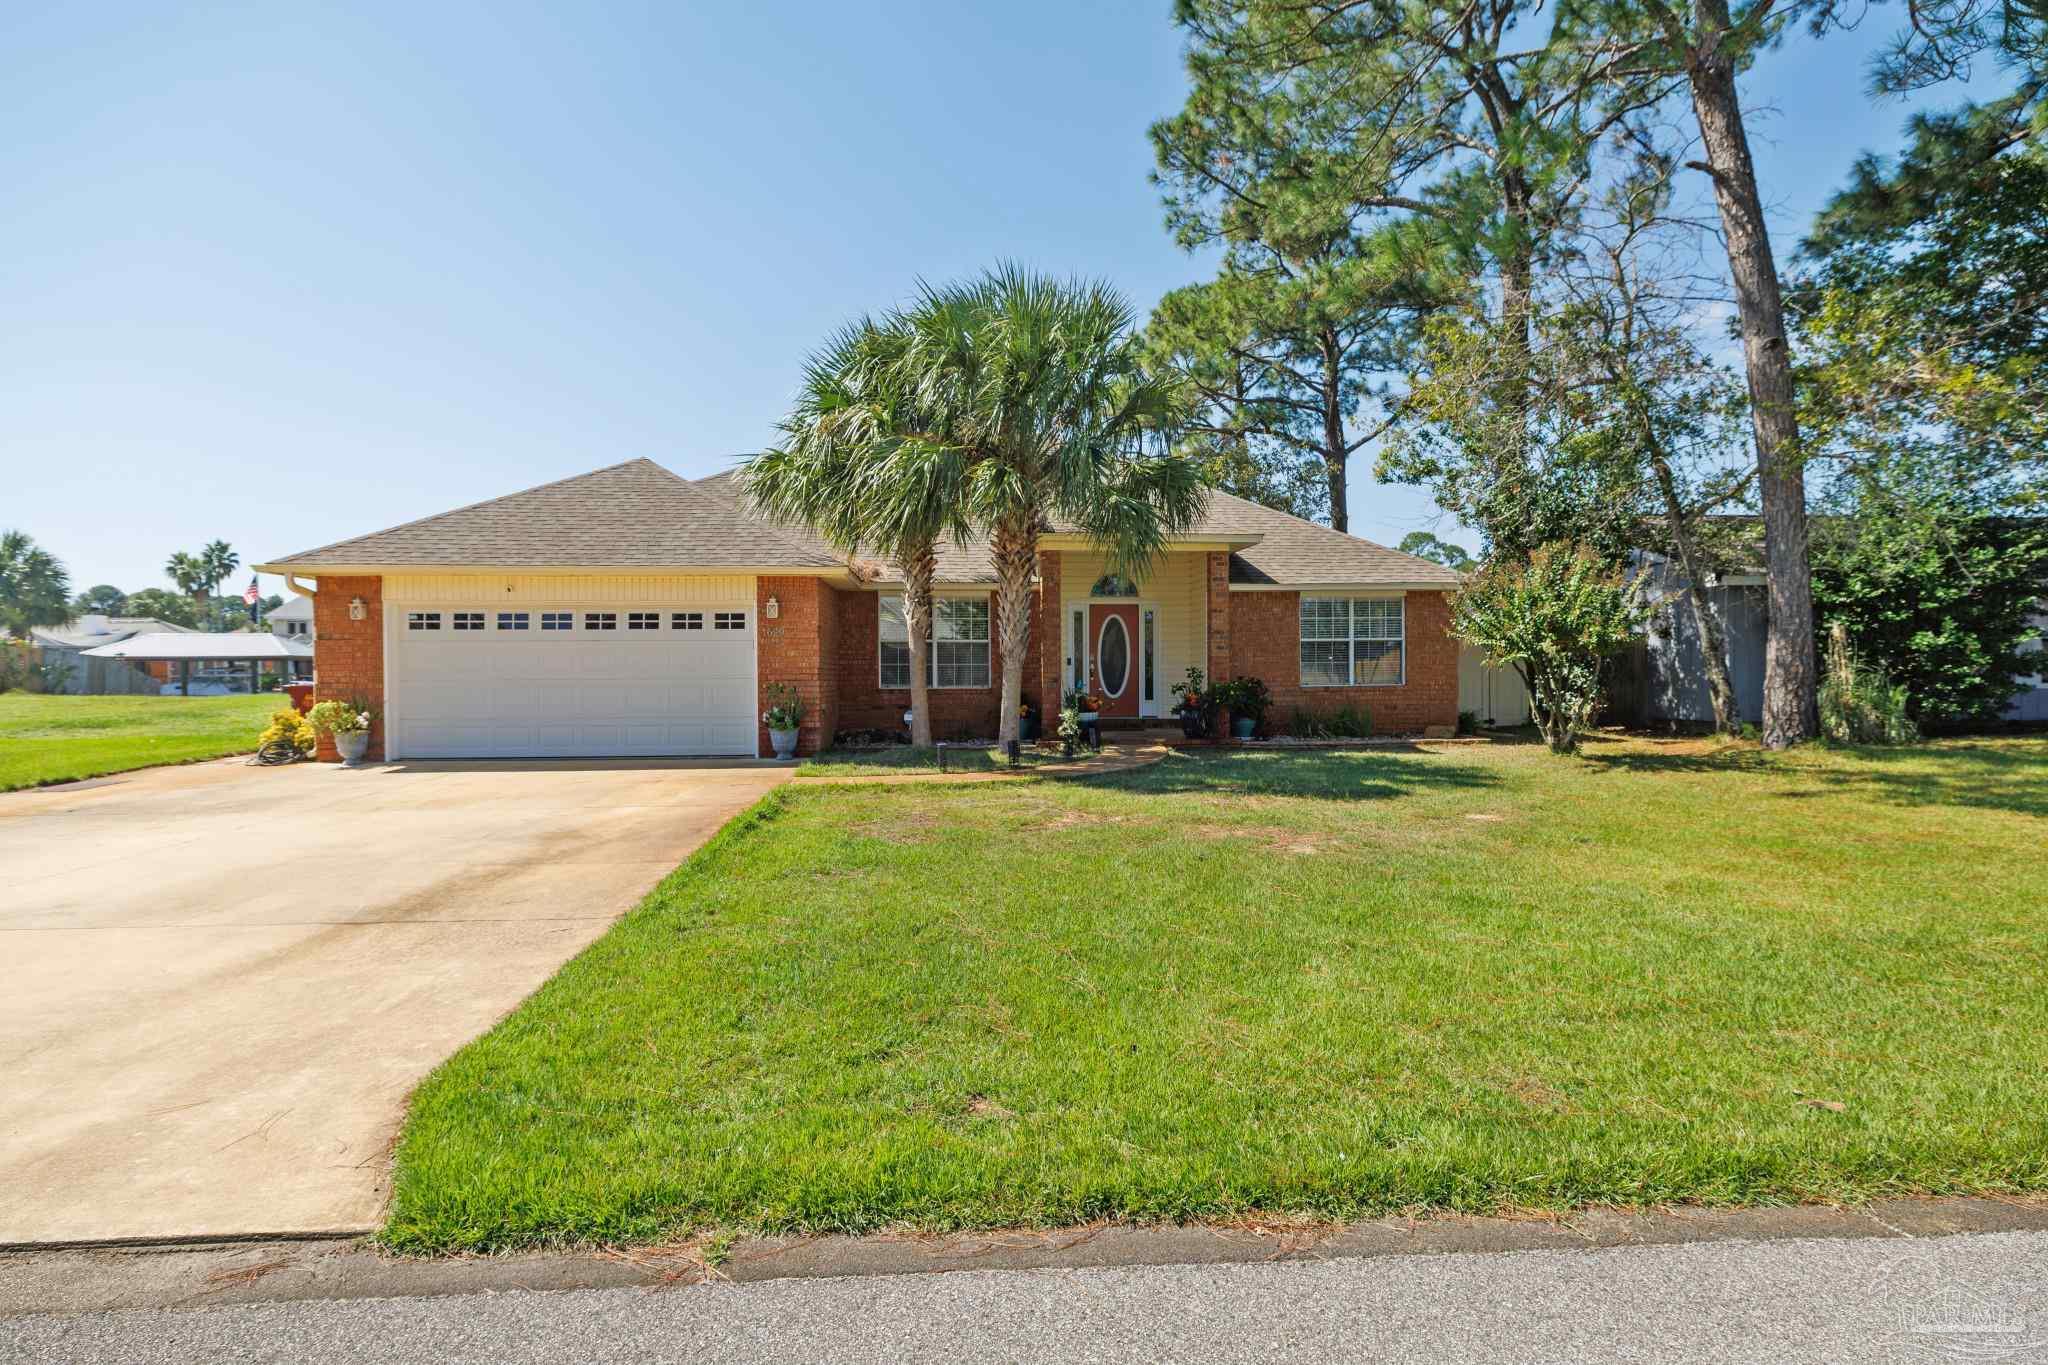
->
1098;615;1130;698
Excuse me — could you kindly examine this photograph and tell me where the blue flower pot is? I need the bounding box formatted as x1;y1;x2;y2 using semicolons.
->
1232;716;1256;740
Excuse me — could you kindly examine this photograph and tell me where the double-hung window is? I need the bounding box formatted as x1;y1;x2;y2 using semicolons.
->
879;594;992;689
1300;596;1404;686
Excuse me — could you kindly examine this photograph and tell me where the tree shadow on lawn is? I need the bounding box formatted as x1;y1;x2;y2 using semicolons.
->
1082;746;1504;801
1575;735;2048;819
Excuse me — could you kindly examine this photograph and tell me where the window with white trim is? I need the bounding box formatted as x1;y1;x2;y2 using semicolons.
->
498;612;530;630
452;611;484;631
407;612;441;631
714;611;746;630
540;611;572;631
628;611;660;630
672;612;703;630
879;595;991;689
1300;596;1404;686
584;612;617;631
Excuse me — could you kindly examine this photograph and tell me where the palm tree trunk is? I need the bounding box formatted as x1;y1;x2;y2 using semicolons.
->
903;543;937;749
1681;0;1816;748
991;514;1037;750
1652;456;1739;734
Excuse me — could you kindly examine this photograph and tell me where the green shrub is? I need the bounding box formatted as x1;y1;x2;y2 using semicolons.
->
1819;624;1919;745
258;707;317;756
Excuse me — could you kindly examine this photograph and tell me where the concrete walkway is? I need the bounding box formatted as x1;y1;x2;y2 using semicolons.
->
0;757;787;1246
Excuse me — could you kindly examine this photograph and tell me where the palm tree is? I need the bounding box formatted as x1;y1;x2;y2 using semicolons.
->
742;319;969;749
0;530;73;635
895;266;1205;748
201;540;239;627
165;552;210;624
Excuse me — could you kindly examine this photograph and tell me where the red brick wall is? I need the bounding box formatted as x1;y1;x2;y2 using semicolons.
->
1205;553;1232;684
1228;590;1458;735
832;586;1033;742
310;575;385;761
757;577;840;757
1036;551;1063;713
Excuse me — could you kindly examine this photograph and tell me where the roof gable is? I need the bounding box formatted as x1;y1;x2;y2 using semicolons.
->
260;459;841;571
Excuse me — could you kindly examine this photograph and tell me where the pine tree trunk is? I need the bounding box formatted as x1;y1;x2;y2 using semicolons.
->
991;515;1037;750
1320;330;1349;533
1652;456;1739;733
1683;0;1817;747
903;542;937;749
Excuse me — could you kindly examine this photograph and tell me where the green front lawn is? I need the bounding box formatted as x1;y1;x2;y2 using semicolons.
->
0;692;278;791
387;736;2048;1252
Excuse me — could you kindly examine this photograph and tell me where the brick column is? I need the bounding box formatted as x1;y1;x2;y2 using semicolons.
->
1204;552;1232;686
310;576;385;761
757;577;838;756
1036;549;1063;712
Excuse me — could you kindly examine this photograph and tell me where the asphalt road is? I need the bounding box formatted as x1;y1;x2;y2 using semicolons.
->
7;1230;2046;1364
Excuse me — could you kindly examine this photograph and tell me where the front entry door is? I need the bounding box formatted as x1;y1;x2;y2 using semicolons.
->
1088;604;1140;718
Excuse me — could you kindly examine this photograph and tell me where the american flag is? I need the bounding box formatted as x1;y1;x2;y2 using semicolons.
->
242;576;259;607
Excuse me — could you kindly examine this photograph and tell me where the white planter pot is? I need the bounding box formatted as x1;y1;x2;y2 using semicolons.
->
770;727;800;760
334;730;371;767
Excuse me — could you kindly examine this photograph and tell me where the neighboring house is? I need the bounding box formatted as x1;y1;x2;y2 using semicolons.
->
1630;550;1770;727
1626;551;2047;728
267;593;313;640
21;615;194;695
252;458;1465;760
2009;607;2047;723
78;631;314;695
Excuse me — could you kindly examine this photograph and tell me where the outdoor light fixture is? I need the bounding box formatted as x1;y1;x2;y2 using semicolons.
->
766;596;780;619
348;597;367;621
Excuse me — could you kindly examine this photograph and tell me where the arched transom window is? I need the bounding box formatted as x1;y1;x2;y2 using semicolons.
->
1090;573;1138;598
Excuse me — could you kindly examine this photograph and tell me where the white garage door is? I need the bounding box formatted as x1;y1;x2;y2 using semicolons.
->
389;605;757;758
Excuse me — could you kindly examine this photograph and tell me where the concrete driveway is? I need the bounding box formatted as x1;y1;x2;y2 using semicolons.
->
0;757;789;1246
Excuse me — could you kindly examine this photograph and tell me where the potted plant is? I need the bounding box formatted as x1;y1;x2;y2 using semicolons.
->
1221;675;1270;740
307;697;377;766
1057;702;1082;758
1173;666;1209;740
763;683;805;760
1019;702;1039;743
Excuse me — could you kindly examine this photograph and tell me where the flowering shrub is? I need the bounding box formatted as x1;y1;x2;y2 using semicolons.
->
258;707;318;756
762;683;805;730
307;698;375;736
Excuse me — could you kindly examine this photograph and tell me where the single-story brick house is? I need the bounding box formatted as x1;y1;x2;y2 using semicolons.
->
254;458;1463;761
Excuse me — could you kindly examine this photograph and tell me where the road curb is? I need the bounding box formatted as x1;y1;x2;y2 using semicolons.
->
6;1196;2048;1317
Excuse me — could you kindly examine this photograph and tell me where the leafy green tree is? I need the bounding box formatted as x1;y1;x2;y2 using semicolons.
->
744;319;973;749
1144;224;1450;531
1153;1;1673;532
1793;110;2047;495
1452;544;1650;754
898;266;1206;750
165;552;209;623
1788;73;2048;728
122;588;199;627
1397;531;1475;572
72;584;127;615
1810;470;2048;727
1;530;72;636
1571;0;2045;745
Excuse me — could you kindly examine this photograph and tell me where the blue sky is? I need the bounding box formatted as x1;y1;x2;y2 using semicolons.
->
1;2;1995;596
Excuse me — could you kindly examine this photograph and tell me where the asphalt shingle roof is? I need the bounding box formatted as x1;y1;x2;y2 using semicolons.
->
261;459;842;571
261;456;1458;588
698;468;1460;588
